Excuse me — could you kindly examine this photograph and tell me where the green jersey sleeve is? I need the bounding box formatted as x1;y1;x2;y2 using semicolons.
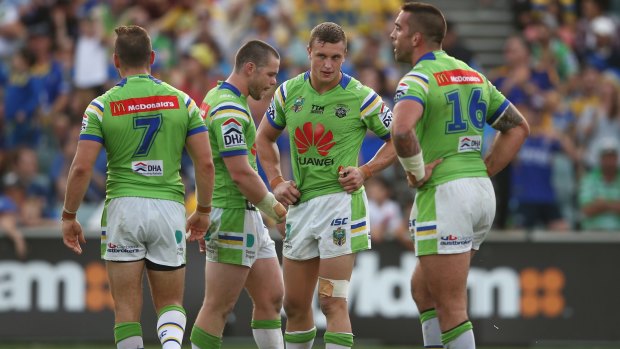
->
182;92;208;136
359;87;392;139
394;70;429;109
265;82;288;130
210;101;251;157
485;80;511;126
79;98;105;143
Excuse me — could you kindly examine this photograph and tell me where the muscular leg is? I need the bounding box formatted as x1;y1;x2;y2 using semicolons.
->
245;257;284;349
147;267;186;349
318;254;355;349
107;261;145;349
411;262;442;348
419;252;474;348
282;257;319;348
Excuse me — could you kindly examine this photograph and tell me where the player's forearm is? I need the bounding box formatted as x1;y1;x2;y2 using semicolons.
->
232;169;270;204
364;138;397;175
391;129;421;157
193;159;215;207
256;138;283;181
484;126;529;177
63;164;93;212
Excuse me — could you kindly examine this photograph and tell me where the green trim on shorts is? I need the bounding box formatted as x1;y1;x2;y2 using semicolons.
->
191;326;221;349
114;322;142;343
284;327;317;343
441;320;473;345
351;191;366;221
220;208;245;232
251;319;281;329
157;304;186;318
218;247;243;264
351;234;369;252
416;186;438;256
100;202;109;258
419;308;438;324
324;331;354;347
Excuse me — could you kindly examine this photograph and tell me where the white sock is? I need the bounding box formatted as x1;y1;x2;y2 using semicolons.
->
326;344;349;349
422;316;443;348
285;341;314;349
445;329;475;349
117;336;143;349
253;328;284;349
157;307;187;349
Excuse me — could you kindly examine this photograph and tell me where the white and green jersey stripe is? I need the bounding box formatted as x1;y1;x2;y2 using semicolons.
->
201;81;257;209
80;74;207;204
267;71;392;203
394;50;510;188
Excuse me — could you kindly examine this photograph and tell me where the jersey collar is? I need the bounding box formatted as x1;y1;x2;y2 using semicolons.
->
303;70;352;90
414;50;444;66
219;81;242;97
115;74;160;87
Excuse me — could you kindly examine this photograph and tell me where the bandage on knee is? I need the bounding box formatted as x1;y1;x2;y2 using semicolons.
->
318;277;349;298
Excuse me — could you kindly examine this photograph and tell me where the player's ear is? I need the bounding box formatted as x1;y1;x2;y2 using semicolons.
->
113;53;121;70
149;51;155;65
245;61;256;75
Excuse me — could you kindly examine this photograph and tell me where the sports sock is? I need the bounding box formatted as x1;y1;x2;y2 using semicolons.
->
114;322;143;349
284;327;317;349
251;319;284;349
442;321;475;349
157;305;186;349
324;331;354;349
420;308;443;348
190;325;222;349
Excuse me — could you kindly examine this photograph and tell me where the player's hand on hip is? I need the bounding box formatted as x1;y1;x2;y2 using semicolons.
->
406;158;443;188
62;220;85;255
338;166;365;193
185;212;210;241
257;193;288;224
273;180;301;205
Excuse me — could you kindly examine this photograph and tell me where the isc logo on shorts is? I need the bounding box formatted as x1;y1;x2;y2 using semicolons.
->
222;118;246;148
132;160;164;176
458;135;482;152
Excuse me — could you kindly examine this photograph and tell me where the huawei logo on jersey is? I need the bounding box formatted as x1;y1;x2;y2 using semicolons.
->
294;122;335;156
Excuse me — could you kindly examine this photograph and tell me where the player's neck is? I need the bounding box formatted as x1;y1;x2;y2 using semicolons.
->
309;72;342;94
226;75;249;97
120;67;151;78
411;45;442;66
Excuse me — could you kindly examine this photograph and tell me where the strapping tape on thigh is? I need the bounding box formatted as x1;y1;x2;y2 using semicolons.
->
318;277;349;298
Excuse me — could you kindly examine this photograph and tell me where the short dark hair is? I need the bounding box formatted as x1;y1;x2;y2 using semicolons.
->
401;2;446;45
114;25;152;68
308;22;347;47
234;40;280;72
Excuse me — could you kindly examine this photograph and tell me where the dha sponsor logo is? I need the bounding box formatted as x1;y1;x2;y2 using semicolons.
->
110;96;179;116
222;118;245;148
308;253;566;328
106;242;140;254
458;135;482;152
0;261;113;312
434;69;483;86
132;160;163;176
440;234;472;246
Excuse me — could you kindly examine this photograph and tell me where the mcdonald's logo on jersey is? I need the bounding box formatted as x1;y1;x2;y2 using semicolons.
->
110;96;179;116
433;69;483;87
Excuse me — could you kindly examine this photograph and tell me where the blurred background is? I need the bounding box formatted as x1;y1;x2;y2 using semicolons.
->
1;0;620;347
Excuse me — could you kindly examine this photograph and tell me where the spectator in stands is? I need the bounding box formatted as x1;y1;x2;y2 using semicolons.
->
443;20;479;70
0;195;26;259
529;15;579;83
73;9;108;104
511;102;577;231
574;0;618;63
579;137;620;231
583;16;620;74
1;47;42;148
366;177;412;250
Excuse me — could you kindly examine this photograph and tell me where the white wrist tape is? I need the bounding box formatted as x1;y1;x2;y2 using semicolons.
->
256;192;286;223
398;151;425;181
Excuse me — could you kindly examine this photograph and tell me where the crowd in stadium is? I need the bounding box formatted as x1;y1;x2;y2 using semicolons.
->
1;0;619;259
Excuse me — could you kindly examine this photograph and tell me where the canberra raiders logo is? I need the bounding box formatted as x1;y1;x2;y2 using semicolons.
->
332;227;346;246
334;104;349;118
292;96;305;112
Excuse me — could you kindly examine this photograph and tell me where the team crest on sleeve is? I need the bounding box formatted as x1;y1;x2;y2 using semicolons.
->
379;104;393;128
334;104;349;118
394;82;408;102
81;114;88;132
266;102;276;120
292;96;305;112
199;102;210;119
222;118;246;148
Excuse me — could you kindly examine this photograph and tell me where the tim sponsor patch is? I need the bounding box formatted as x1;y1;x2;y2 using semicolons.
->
132;160;164;176
434;69;483;86
222;118;245;148
458;135;482;152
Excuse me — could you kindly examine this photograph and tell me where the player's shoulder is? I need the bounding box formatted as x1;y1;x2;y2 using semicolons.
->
206;82;251;121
